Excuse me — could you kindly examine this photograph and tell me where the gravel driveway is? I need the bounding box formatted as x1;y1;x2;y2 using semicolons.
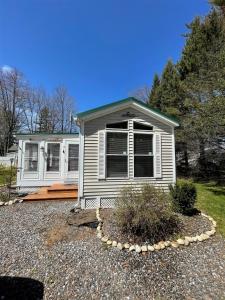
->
0;201;225;300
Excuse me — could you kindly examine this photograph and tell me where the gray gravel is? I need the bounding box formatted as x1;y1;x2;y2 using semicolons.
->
0;201;225;300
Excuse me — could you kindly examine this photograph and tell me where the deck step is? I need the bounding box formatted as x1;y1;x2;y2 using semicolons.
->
47;184;77;193
23;183;78;201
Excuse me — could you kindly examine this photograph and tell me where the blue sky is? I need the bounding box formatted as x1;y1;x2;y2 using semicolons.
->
0;0;210;113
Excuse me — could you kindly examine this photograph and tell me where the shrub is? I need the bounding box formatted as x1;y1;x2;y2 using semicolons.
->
114;184;180;243
0;192;10;203
169;180;197;215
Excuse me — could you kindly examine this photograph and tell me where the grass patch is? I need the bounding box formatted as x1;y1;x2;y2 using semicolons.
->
195;182;225;237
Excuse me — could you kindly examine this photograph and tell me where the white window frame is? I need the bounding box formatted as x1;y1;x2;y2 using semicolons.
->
105;129;129;179
45;142;61;173
105;120;128;130
23;142;39;173
67;143;79;172
133;131;155;179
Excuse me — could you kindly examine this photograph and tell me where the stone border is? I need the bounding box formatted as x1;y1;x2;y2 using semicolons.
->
96;208;217;253
0;198;23;206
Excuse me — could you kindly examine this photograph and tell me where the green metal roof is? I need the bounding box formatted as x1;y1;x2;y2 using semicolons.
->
76;97;179;126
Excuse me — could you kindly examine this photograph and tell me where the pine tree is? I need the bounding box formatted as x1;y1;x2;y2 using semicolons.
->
209;0;225;15
179;9;225;175
158;60;184;117
148;74;161;109
38;106;53;133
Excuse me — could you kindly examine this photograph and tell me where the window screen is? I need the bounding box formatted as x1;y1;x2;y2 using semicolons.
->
134;134;153;155
47;143;60;171
24;143;38;171
134;133;154;177
106;132;128;177
68;144;79;171
107;132;127;155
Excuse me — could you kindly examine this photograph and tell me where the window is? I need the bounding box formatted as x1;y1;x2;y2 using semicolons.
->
47;143;60;172
134;134;154;177
24;143;38;171
68;144;79;171
106;121;128;129
106;132;128;177
133;121;153;131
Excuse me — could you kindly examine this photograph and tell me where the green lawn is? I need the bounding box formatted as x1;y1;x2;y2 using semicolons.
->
195;182;225;237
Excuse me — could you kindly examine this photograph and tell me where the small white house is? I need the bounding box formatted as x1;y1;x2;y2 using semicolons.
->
16;97;179;208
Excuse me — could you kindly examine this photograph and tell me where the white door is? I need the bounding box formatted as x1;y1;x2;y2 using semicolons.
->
64;141;79;183
44;142;62;179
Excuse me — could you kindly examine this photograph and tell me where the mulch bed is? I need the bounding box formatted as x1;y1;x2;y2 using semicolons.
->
101;209;212;245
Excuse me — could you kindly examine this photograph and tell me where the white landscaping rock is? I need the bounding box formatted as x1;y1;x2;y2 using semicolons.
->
129;245;135;252
124;243;130;249
212;221;217;227
112;241;117;247
97;225;101;232
101;236;108;242
106;240;112;245
8;200;13;205
164;241;171;247
0;201;4;206
117;243;123;250
135;245;142;253
141;245;148;252
177;239;185;245
147;245;155;252
197;235;203;242
19;199;23;203
171;242;179;248
153;244;161;251
97;232;102;238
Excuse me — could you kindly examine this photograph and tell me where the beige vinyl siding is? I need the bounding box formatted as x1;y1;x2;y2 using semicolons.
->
83;107;174;197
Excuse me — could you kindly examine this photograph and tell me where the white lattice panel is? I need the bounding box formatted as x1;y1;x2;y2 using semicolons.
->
17;186;39;194
100;197;115;208
85;198;98;209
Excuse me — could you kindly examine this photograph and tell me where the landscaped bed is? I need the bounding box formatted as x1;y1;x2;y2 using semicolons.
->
101;209;213;245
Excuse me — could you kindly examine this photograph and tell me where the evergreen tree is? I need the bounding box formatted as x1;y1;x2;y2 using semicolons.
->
148;74;161;109
158;60;184;117
179;9;225;175
210;0;225;15
38;106;53;133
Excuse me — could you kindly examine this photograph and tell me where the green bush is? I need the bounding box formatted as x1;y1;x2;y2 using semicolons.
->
114;184;180;242
169;180;197;215
0;164;16;186
0;192;11;203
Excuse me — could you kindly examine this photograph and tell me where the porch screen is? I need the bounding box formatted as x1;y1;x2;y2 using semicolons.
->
68;144;79;171
134;134;153;177
24;143;38;171
106;132;128;177
47;143;60;171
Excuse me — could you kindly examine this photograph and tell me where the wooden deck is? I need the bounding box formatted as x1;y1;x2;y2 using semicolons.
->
23;183;78;201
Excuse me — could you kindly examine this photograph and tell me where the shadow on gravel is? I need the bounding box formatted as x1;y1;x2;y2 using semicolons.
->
0;276;44;300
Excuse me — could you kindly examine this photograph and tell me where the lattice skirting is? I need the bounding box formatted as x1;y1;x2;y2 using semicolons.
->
81;196;116;209
17;186;40;194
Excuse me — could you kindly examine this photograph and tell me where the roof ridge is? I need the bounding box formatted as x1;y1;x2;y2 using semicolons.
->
77;97;179;126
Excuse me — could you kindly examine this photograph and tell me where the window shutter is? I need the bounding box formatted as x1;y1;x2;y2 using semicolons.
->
98;130;106;179
155;134;162;178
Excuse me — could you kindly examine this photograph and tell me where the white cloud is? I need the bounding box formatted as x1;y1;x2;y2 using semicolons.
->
1;65;13;73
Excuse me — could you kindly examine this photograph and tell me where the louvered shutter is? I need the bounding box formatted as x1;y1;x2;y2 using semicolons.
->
155;134;162;178
98;130;106;179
